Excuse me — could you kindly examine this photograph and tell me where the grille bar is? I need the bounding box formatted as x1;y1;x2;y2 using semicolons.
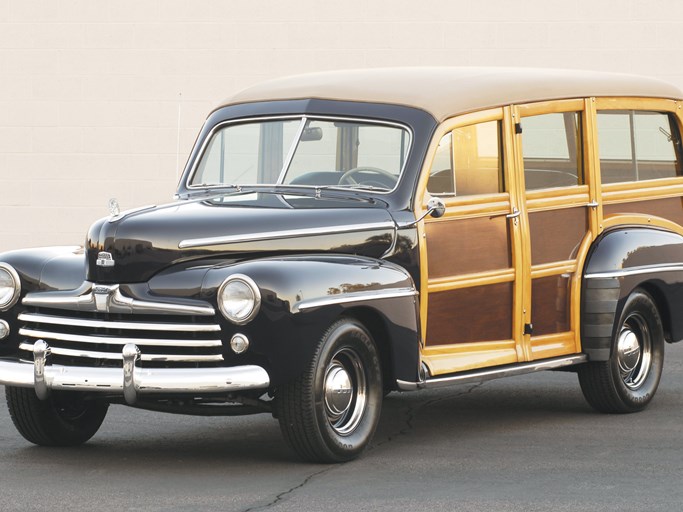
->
18;313;221;333
18;343;225;363
19;328;223;348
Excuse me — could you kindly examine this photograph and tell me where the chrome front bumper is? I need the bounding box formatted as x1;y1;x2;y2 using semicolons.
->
0;340;270;405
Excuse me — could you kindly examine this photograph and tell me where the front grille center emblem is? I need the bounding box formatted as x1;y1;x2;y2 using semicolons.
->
93;284;119;313
96;251;115;267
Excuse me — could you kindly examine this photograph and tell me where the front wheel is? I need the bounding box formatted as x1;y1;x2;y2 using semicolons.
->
5;387;109;446
276;318;383;463
578;289;664;413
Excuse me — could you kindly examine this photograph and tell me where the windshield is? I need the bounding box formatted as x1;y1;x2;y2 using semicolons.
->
189;117;410;192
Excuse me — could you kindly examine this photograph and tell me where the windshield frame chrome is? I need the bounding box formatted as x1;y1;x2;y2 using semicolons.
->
184;114;414;196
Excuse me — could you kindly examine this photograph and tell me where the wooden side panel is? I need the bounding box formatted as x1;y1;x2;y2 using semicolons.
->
603;197;683;225
528;207;588;265
531;274;571;336
426;216;511;279
426;282;513;345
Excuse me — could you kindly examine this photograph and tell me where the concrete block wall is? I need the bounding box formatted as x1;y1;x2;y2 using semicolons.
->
2;0;683;251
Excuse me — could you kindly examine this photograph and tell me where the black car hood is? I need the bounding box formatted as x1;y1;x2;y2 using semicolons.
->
86;197;396;284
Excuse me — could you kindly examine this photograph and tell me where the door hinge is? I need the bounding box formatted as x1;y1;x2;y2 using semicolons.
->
524;323;533;336
515;123;523;134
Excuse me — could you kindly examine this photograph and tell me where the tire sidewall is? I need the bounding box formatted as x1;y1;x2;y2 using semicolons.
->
312;319;383;461
610;291;664;410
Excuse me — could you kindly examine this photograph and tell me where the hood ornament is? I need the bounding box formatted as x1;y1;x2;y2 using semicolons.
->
96;251;115;268
108;198;120;218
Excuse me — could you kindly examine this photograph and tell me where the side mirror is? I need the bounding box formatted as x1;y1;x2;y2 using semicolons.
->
398;197;446;228
426;197;445;219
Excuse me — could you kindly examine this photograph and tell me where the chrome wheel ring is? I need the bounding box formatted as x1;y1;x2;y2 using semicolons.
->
617;312;652;390
323;348;367;436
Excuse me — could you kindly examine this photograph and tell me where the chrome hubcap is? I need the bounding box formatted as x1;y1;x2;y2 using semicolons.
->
324;363;353;417
323;348;366;436
616;313;652;390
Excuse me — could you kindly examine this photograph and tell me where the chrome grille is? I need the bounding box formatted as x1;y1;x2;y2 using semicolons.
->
18;308;225;368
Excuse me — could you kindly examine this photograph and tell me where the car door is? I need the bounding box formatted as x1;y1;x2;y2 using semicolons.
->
416;107;527;376
513;99;598;361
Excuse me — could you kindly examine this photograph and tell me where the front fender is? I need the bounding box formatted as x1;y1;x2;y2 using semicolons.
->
202;255;420;386
0;246;85;293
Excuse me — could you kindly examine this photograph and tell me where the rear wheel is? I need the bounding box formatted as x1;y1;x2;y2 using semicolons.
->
5;387;109;446
578;289;664;413
276;318;383;463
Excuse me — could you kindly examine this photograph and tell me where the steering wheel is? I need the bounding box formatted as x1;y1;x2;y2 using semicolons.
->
338;167;398;189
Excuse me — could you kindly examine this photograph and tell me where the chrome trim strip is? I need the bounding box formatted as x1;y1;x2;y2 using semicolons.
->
23;286;216;316
184;114;413;196
396;355;587;391
584;264;683;279
293;288;418;313
19;328;223;348
179;221;396;249
18;343;224;363
18;313;221;333
0;352;269;399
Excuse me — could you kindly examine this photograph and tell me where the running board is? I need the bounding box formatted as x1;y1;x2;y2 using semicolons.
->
396;354;588;391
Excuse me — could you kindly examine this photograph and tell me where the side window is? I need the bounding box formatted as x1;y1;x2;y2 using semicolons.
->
597;110;682;184
522;112;583;190
427;120;503;196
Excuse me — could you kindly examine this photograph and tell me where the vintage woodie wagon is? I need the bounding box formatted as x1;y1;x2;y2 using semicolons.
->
1;67;683;462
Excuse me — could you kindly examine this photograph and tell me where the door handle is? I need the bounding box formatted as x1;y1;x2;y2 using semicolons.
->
586;200;599;208
506;207;521;219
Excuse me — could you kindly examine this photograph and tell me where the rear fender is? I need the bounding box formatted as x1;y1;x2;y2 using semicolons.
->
582;227;683;360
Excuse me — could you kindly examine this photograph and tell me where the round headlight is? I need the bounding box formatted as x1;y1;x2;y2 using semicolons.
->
0;263;20;311
217;274;261;324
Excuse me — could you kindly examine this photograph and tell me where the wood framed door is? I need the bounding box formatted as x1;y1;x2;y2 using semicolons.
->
417;108;526;376
514;99;597;360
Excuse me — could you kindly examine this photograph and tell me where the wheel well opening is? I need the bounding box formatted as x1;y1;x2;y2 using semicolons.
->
343;307;394;391
637;282;673;343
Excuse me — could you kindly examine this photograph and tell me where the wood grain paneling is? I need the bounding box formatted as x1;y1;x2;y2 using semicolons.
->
603;197;683;225
528;207;588;265
426;282;512;345
531;274;571;336
426;216;511;279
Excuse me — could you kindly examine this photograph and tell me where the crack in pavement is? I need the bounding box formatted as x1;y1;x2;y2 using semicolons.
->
239;466;335;512
240;383;484;511
371;382;484;451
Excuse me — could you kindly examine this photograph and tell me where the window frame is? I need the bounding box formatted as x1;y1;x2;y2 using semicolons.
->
594;97;683;194
516;99;587;193
419;108;508;210
185;114;414;195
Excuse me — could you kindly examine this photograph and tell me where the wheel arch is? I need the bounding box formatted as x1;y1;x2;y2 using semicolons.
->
581;218;683;361
342;306;396;392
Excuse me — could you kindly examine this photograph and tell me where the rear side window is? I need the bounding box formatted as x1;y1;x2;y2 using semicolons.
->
521;112;583;190
597;110;682;184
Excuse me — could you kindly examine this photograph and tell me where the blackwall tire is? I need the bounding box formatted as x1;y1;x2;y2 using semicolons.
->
5;387;109;446
578;289;664;413
276;318;383;463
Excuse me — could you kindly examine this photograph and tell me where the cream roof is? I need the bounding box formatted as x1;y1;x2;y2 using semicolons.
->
221;67;682;121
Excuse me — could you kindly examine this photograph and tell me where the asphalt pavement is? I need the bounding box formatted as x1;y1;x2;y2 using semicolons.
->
1;347;682;512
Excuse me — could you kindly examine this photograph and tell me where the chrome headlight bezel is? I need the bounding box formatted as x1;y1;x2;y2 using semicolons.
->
217;274;261;325
0;263;21;311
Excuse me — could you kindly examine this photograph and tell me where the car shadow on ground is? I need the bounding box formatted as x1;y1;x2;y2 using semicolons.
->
1;373;598;470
